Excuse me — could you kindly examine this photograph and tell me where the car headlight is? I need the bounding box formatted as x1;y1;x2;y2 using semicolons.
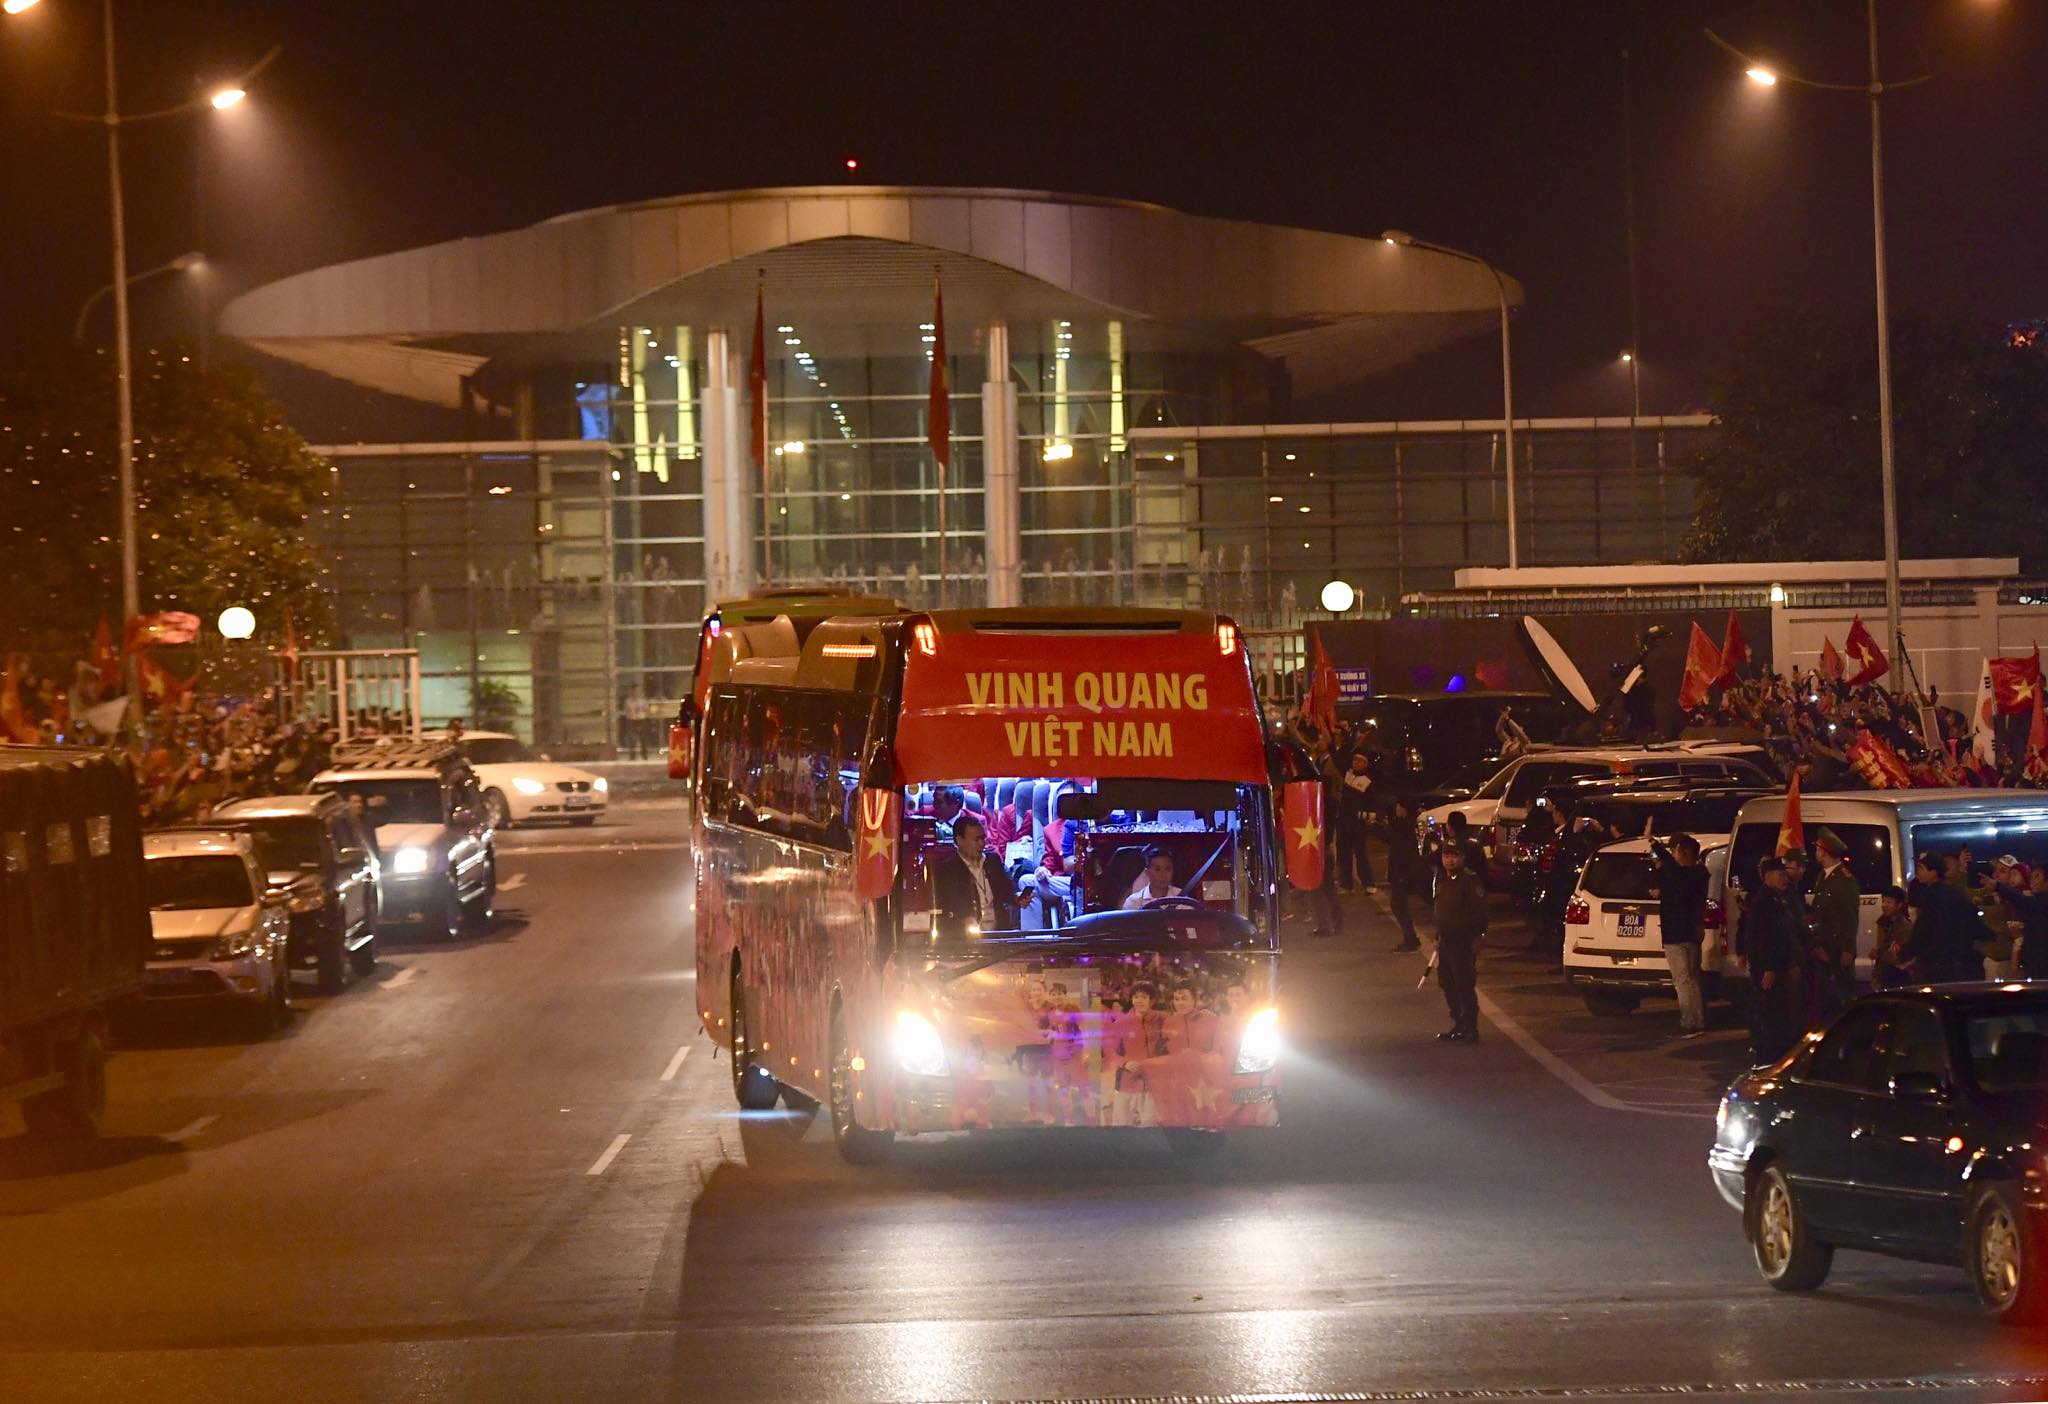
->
513;777;546;796
1234;1007;1281;1075
210;929;261;960
592;776;608;793
392;846;432;875
892;1010;949;1078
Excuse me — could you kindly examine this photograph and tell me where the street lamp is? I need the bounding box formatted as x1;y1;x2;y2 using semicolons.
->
5;0;275;672
1319;580;1356;615
1709;4;1933;674
217;606;255;640
1382;229;1521;567
73;250;203;344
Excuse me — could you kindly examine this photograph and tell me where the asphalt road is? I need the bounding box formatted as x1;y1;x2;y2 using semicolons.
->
4;811;2048;1404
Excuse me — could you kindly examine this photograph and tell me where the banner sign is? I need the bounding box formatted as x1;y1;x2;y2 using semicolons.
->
895;630;1266;784
1335;668;1372;703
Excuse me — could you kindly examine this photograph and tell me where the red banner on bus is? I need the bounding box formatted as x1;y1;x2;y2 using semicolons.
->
894;626;1267;785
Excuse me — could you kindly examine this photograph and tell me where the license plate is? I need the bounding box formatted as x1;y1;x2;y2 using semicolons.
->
564;794;592;808
1232;1086;1275;1104
147;967;197;984
1617;910;1646;938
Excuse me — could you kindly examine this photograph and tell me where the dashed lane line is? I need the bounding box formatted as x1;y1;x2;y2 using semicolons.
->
383;967;421;990
498;872;527;893
658;1045;692;1082
585;1133;631;1177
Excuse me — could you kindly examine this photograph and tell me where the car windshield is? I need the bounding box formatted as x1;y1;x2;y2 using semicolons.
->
1965;1009;2048;1091
462;737;531;765
314;778;442;827
240;817;325;872
146;854;253;911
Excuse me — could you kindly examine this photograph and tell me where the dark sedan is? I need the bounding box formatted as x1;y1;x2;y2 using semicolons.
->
1710;985;2048;1324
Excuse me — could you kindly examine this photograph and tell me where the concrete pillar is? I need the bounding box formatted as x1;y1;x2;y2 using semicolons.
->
702;329;755;600
981;322;1021;607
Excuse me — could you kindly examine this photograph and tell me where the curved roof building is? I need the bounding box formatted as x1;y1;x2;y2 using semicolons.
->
221;184;1521;406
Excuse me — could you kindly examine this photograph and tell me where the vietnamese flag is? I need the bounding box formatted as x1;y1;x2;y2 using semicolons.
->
1718;610;1750;685
1843;615;1889;687
136;652;192;711
927;279;950;472
1281;779;1326;891
1677;621;1724;711
2027;688;2048;785
1775;769;1805;857
1988;650;2042;716
90;615;121;691
1307;626;1338;733
854;788;902;900
125;610;201;651
1816;637;1844;683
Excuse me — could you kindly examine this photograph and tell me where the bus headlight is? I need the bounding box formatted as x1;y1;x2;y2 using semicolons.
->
1234;1007;1281;1075
392;846;432;875
892;1010;949;1078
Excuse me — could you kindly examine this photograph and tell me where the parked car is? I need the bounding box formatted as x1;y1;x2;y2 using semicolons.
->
1561;834;1734;1016
1514;781;1769;913
1724;790;2048;981
426;729;607;829
1348;691;1572;791
0;747;148;1144
1418;742;1774;887
141;829;291;1034
204;793;380;993
309;739;496;941
1711;984;2048;1323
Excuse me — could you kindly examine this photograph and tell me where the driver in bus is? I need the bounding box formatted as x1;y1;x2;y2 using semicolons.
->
933;814;1018;938
1122;846;1183;908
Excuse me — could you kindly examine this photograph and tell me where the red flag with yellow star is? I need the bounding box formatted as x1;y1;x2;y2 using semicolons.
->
2027;687;2048;785
667;718;692;781
90;615;121;691
1816;637;1844;683
1281;778;1325;891
1775;769;1805;858
1843;615;1889;687
136;652;192;712
1677;621;1724;712
1988;650;2042;716
854;787;902;900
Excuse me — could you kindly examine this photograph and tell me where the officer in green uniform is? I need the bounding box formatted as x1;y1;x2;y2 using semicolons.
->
1809;828;1861;1020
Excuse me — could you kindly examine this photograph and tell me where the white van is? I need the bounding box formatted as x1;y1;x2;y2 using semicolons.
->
1722;790;2048;978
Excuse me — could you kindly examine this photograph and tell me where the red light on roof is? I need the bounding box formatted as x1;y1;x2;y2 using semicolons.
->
844;157;859;172
912;619;937;656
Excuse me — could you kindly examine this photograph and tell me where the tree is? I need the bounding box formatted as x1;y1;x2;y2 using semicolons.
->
0;345;334;652
1682;311;2048;572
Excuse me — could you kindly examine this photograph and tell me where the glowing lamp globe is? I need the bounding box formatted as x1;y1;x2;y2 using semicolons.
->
1319;580;1356;614
217;606;256;640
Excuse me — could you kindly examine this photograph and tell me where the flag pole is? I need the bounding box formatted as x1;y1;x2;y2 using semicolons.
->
754;276;773;587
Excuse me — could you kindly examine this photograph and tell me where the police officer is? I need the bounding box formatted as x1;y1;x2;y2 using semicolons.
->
1432;843;1487;1043
1808;828;1860;1019
1746;856;1806;1064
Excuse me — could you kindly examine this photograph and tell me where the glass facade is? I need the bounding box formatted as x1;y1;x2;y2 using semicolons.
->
315;320;1713;753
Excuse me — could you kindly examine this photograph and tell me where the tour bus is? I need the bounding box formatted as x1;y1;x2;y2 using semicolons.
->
668;587;899;782
693;607;1313;1161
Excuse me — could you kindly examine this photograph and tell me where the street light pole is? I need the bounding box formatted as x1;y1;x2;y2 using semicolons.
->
1866;0;1904;672
1382;231;1519;567
101;0;139;649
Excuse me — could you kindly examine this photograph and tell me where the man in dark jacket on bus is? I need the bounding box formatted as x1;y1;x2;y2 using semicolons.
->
933;814;1018;939
1432;844;1488;1043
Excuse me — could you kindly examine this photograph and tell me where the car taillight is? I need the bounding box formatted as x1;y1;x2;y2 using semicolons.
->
1565;896;1591;925
1538;838;1559;872
1404;747;1424;771
1705;898;1726;930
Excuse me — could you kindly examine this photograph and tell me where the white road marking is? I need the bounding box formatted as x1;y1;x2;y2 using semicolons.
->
585;1133;631;1176
1363;888;1712;1122
1475;992;1707;1120
384;966;421;990
502;841;687;856
167;1114;218;1143
659;1044;692;1082
498;872;527;893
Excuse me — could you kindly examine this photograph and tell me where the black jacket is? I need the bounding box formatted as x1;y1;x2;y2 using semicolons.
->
1433;868;1489;943
1651;848;1709;947
1909;878;1982;982
932;848;1018;937
1743;885;1804;979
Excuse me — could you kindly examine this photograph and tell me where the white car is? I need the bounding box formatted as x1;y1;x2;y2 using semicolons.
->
142;830;292;1034
1417;742;1772;882
430;730;608;828
1561;834;1737;1017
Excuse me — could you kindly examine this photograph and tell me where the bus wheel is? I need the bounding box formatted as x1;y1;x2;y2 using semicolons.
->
829;1006;893;1165
729;967;780;1111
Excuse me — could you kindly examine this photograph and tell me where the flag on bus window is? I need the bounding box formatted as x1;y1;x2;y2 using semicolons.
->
854;788;901;900
1281;779;1325;891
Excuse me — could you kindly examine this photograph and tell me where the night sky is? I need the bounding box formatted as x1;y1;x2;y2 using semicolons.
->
1;0;2040;423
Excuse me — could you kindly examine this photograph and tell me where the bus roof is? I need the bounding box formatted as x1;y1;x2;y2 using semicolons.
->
707;590;900;626
893;608;1265;785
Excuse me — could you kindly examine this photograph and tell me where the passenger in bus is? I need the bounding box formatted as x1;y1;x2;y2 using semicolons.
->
1122;846;1184;908
932;814;1018;938
1106;982;1166;1126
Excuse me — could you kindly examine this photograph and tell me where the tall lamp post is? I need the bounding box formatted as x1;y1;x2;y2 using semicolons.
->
1709;1;1929;674
1381;230;1521;567
5;0;272;660
73;250;204;345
